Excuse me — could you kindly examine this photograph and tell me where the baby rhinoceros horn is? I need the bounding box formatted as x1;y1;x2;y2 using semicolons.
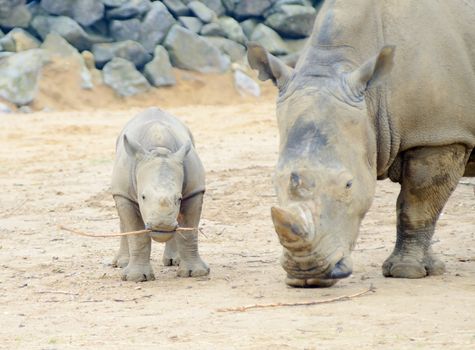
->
271;206;314;248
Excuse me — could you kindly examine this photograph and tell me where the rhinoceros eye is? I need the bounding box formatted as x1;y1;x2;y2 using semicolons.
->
141;194;146;200
345;180;353;189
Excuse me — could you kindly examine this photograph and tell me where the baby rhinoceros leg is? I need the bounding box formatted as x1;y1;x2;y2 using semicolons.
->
383;144;470;278
112;236;129;268
162;237;181;266
176;194;209;277
114;196;155;282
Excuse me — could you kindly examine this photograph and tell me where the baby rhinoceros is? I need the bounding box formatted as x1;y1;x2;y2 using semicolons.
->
111;107;209;282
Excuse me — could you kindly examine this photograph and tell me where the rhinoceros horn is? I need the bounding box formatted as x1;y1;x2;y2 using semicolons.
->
271;206;314;246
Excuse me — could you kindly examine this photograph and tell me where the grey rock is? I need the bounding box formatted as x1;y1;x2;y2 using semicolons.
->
92;40;151;68
0;49;46;106
139;2;176;53
218;16;247;44
102;57;150;96
279;52;300;67
284;38;307;53
143;45;176;87
250;24;289;55
0;102;12;113
265;5;317;38
163;0;190;17
31;15;94;51
264;0;312;16
0;0;31;28
101;0;128;7
164;25;230;73
109;18;141;42
18;105;32;113
204;36;245;62
226;0;274;20
233;69;260;97
106;0;151;20
187;1;216;23
41;0;105;27
240;18;258;39
26;1;49;17
199;0;225;17
0;28;40;52
200;22;226;37
41;33;93;89
178;16;203;34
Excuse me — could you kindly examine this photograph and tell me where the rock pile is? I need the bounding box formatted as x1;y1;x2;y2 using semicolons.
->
0;0;321;106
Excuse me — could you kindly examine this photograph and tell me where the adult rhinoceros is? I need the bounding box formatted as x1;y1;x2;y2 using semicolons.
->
248;0;475;287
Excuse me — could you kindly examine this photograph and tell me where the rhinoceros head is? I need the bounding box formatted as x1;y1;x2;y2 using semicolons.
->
248;43;395;287
124;134;190;234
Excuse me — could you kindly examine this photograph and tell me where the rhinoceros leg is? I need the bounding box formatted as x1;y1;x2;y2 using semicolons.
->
383;144;469;278
175;193;209;277
162;237;180;266
112;236;129;268
114;195;155;282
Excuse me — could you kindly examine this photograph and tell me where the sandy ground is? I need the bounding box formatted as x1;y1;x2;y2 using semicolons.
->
1;96;474;349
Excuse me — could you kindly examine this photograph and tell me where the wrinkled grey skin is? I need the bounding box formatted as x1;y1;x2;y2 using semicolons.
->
111;107;209;282
248;0;475;287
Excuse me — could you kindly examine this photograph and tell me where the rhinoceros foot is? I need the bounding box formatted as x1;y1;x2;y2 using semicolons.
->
112;254;129;268
121;263;155;282
382;249;445;278
176;258;209;277
163;256;180;266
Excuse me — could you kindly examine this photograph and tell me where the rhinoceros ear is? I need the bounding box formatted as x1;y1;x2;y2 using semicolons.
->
247;42;293;89
347;45;395;95
172;141;192;163
123;134;146;158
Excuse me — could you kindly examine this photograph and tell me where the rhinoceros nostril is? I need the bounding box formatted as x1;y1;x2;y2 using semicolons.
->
328;259;352;279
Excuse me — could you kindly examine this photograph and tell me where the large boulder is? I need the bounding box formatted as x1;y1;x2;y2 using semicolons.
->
143;45;176;87
41;33;93;89
224;0;274;20
204;36;245;63
265;5;317;38
102;57;150;96
109;18;141;42
101;0;128;7
92;40;151;68
41;0;105;27
187;1;216;23
0;28;40;52
0;49;46;105
250;24;289;55
163;0;190;17
105;0;151;20
178;16;203;34
218;16;247;45
239;18;258;39
164;25;230;73
30;15;94;51
199;0;225;17
139;2;176;53
200;22;226;37
0;0;31;29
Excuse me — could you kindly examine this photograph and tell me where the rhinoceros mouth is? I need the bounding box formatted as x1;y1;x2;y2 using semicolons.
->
285;275;339;288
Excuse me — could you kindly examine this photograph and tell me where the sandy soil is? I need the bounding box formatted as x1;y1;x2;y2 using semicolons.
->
1;94;474;349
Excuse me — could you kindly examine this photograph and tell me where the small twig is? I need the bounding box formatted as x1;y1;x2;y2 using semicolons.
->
113;294;153;302
217;285;376;312
58;225;195;238
35;290;79;296
0;199;27;218
198;228;208;238
354;245;385;252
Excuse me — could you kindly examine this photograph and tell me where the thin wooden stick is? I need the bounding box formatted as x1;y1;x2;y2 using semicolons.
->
217;285;375;312
58;225;195;238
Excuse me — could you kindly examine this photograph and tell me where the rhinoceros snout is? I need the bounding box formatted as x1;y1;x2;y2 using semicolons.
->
145;221;178;232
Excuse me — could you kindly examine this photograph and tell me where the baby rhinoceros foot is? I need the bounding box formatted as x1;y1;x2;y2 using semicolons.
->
121;263;155;282
382;249;445;278
112;254;129;268
177;258;209;278
162;254;180;267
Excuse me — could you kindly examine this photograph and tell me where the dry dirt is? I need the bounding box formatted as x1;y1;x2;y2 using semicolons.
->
1;86;474;349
